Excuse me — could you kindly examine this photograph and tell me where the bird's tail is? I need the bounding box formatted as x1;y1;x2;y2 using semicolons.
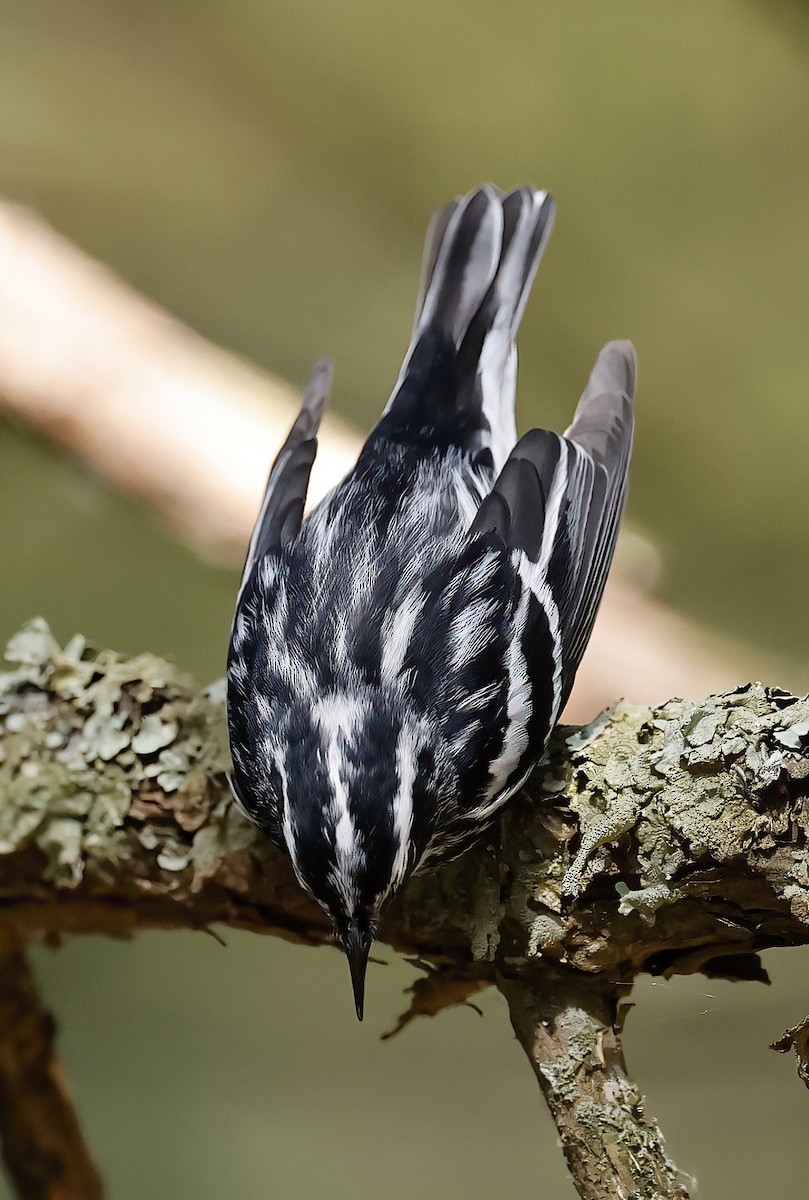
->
383;185;555;468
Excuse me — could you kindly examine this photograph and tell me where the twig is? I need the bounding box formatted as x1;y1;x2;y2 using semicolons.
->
0;619;807;973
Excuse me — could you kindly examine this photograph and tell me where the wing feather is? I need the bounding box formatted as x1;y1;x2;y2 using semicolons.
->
470;340;636;700
238;357;333;600
560;341;636;670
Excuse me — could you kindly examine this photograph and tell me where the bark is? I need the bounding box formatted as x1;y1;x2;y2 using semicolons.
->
0;933;105;1200
771;1015;809;1086
1;618;808;1200
500;970;690;1200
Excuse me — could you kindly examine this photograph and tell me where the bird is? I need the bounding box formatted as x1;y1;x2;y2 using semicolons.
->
227;185;636;1020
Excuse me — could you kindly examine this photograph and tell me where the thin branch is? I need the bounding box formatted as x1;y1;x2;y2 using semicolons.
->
500;968;690;1200
1;620;809;1200
0;933;105;1200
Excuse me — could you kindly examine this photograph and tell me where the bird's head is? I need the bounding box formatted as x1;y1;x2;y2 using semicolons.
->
274;691;441;1019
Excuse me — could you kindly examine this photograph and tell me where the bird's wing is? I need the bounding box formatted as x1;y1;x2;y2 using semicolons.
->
237;358;333;601
470;340;636;710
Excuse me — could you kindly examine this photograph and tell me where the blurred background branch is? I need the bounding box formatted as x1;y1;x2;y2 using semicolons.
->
0;201;358;566
0;201;767;723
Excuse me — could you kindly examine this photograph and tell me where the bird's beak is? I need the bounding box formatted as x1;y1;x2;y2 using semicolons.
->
341;922;373;1021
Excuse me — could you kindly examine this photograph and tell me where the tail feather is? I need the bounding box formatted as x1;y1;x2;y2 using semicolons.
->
459;188;555;467
238;358;332;602
386;186;556;467
565;339;637;456
413;186;504;348
413;197;461;322
562;341;636;669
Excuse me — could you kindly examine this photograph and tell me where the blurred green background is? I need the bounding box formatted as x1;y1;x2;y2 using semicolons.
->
0;1;808;1196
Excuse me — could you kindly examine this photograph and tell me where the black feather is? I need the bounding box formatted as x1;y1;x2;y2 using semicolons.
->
469;429;562;560
470;339;635;705
381;186;555;459
238;357;333;598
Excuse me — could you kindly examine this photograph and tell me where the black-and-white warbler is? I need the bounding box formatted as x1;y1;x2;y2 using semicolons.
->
227;186;635;1018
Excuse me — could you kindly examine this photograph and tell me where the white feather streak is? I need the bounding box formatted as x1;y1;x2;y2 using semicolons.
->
315;693;362;913
279;754;306;889
474;443;569;813
448;596;498;671
380;588;425;685
390;725;418;890
480;587;532;806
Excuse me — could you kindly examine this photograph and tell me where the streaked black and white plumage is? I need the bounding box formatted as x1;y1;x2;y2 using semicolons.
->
227;185;636;1018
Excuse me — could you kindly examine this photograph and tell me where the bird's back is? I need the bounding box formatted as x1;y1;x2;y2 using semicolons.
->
253;185;558;712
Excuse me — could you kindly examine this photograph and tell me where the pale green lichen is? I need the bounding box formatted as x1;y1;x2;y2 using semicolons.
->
564;708;614;753
189;798;265;892
499;790;572;962
526;911;568;957
559;702;652;898
131;714;178;755
538;685;809;930
574;1099;684;1199
561;792;640;898
0;618;239;889
538;1007;601;1097
616;881;683;921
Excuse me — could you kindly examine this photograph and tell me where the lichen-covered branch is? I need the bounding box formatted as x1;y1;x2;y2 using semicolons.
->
0;932;105;1200
1;618;808;1200
500;969;690;1200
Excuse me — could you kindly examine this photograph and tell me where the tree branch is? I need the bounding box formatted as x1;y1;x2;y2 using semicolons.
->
1;617;808;1198
0;932;105;1200
499;969;690;1200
